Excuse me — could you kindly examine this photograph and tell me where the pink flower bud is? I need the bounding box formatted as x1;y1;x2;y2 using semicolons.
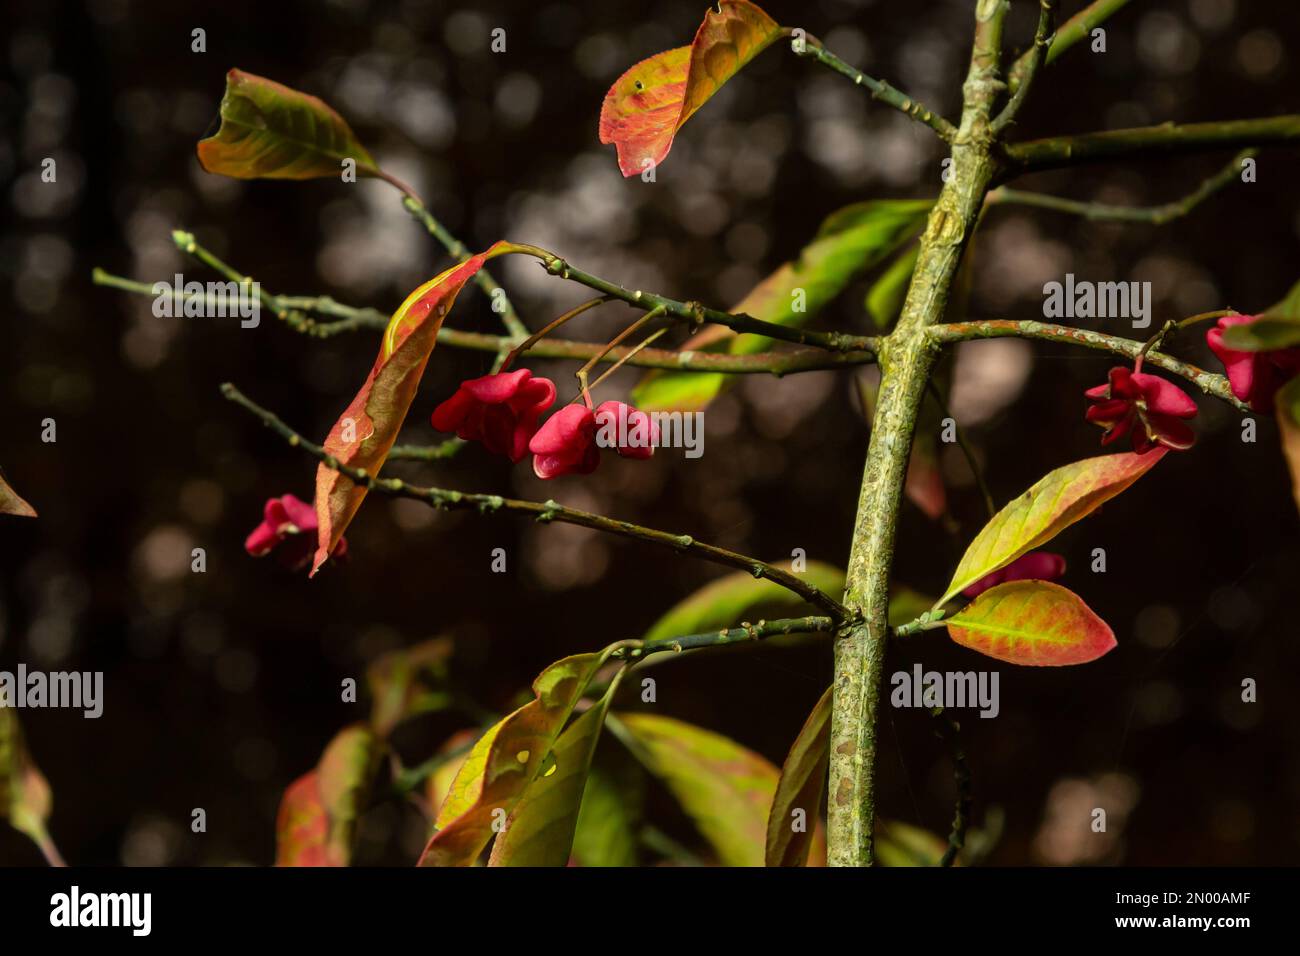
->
1085;366;1197;454
431;369;557;462
963;551;1067;599
529;405;600;479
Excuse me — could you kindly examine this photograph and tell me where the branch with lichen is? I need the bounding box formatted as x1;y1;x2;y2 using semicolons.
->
987;149;1254;223
219;382;852;621
790;34;957;142
1004;115;1300;175
927;318;1249;411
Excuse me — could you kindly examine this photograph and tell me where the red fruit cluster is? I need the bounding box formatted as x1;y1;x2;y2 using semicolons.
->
431;372;657;478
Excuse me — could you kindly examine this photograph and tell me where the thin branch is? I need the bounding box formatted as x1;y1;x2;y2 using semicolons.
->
991;0;1057;134
930;706;971;868
501;243;876;354
1007;0;1133;94
987;149;1254;222
220;383;852;621
611;616;837;662
92;267;878;374
399;196;528;340
792;37;957;142
928;319;1250;411
1004;116;1300;175
926;381;995;519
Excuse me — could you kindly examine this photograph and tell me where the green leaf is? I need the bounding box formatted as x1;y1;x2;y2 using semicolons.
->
418;651;611;866
633;199;932;412
275;723;379;866
946;580;1116;666
765;687;831;866
876;820;952;866
1276;375;1300;517
643;561;845;643
940;450;1167;605
197;69;381;181
366;638;454;738
1219;281;1300;350
0;471;36;518
0;708;58;863
613;713;778;866
571;764;642;867
866;244;920;330
488;670;624;866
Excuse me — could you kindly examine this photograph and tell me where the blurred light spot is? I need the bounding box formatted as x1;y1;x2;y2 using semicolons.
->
1189;0;1236;31
494;72;541;129
1134;603;1180;648
1131;679;1183;726
179;479;225;525
444;11;489;56
1235;29;1283;80
950;339;1033;426
215;648;259;693
132;525;195;583
574;33;622;79
1137;12;1201;75
1207;585;1256;632
121;816;182;866
1034;773;1140;865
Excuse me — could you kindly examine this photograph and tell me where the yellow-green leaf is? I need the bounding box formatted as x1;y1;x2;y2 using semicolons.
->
614;713;777;866
876;820;952;866
765;686;831;866
418;651;610;866
599;0;782;176
0;708;59;864
643;561;845;643
275;723;379;866
198;69;381;181
866;245;920;330
489;671;625;866
634;200;932;412
946;580;1116;666
571;765;641;867
940;450;1167;605
1276;375;1300;516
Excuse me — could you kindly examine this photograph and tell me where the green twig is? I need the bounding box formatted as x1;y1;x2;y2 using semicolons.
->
991;0;1057;134
1007;0;1133;94
930;706;971;868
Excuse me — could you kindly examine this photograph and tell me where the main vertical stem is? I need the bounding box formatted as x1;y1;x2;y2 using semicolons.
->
826;0;1008;867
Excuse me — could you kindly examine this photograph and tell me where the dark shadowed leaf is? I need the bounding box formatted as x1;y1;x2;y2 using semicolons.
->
366;638;454;738
571;763;642;867
765;686;831;866
275;723;378;866
1276;375;1300;516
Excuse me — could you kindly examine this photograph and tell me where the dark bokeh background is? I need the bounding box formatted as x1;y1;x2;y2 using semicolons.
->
1;0;1297;865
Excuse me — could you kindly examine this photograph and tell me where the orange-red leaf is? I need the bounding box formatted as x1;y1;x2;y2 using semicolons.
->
946;580;1116;666
1277;376;1300;517
599;0;782;176
312;252;491;574
275;724;378;866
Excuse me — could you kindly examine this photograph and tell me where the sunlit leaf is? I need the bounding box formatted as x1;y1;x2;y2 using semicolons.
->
634;200;932;412
599;0;782;177
765;686;830;867
939;451;1167;605
1276;375;1300;517
312;252;493;574
643;561;844;643
614;713;777;866
366;638;454;738
0;709;58;863
418;651;611;866
0;472;36;518
866;245;919;330
197;69;382;181
275;724;378;866
571;764;642;867
945;580;1116;666
489;671;624;866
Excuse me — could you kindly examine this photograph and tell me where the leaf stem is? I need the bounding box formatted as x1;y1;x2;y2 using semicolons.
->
1007;0;1133;94
990;0;1057;134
